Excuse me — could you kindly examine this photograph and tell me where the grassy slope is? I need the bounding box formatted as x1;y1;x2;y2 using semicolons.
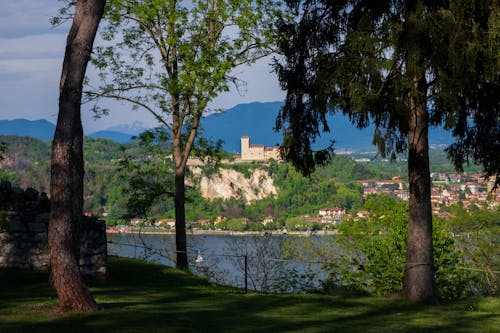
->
0;257;498;333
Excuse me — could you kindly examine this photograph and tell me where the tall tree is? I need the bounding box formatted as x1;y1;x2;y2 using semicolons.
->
49;0;106;312
275;0;499;302
87;0;276;269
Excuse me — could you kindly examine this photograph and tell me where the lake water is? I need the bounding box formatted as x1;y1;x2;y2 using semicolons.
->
107;232;328;292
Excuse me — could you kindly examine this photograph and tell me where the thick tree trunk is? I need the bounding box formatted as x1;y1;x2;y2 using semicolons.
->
401;0;437;304
403;82;437;303
174;166;189;270
49;0;105;312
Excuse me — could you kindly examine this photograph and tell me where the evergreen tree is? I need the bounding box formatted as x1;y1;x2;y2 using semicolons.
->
275;0;499;302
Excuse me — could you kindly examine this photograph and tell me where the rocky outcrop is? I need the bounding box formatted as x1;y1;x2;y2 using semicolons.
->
0;182;107;278
191;167;277;202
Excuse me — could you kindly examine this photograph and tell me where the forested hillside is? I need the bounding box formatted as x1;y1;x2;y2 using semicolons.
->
0;134;484;226
0;136;52;191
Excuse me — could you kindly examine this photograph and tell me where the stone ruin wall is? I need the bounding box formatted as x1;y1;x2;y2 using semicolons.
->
0;182;108;279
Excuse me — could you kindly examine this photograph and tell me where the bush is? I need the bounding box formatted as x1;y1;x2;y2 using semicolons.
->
321;196;479;300
285;216;309;231
217;217;247;231
283;195;483;300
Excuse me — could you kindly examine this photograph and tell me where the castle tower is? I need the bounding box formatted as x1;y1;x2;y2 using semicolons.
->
241;136;250;160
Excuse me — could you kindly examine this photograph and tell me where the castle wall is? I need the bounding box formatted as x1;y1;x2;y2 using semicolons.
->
264;147;281;161
243;145;265;160
241;136;281;161
0;182;108;279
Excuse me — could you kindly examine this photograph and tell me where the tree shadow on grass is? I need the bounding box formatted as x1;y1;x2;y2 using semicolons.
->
3;294;496;333
1;257;498;333
0;267;56;310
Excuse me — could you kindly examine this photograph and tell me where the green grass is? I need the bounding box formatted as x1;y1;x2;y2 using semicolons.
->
0;257;498;333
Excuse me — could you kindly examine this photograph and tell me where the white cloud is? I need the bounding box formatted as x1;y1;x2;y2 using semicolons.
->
0;1;285;133
0;2;67;126
0;33;66;61
0;0;66;38
0;58;61;75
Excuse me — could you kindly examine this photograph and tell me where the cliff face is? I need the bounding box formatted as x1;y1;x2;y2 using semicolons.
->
190;167;277;202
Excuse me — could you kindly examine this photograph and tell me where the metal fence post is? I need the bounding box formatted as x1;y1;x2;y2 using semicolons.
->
244;254;248;294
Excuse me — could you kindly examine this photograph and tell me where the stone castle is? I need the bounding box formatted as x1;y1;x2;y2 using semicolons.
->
240;136;281;161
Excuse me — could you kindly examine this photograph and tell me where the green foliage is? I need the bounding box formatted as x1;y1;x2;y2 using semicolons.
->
83;137;125;162
316;195;491;300
0;136;51;161
192;156;367;231
0;141;6;161
440;205;500;297
326;196;409;296
0;136;50;191
271;159;364;215
313;155;377;182
285;216;309;231
217;217;248;232
116;128;175;220
275;1;499;182
225;162;263;179
88;0;277;155
3;130;478;227
275;1;498;302
0;168;17;184
89;2;279;266
0;190;9;232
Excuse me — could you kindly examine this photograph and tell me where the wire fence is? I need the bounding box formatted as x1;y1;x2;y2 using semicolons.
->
107;237;499;295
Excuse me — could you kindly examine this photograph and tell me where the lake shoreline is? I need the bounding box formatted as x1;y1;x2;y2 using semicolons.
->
106;227;338;237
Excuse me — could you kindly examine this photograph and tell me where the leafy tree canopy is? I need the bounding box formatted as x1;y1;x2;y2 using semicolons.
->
275;0;499;184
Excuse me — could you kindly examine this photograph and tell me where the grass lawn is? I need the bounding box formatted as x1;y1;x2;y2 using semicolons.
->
0;256;498;333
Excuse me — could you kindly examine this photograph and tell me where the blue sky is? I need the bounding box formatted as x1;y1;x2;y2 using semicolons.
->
0;1;284;133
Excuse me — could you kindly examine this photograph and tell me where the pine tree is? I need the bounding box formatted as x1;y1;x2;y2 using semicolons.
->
275;0;499;302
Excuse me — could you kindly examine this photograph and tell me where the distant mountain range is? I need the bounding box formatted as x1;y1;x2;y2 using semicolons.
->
0;119;146;144
104;121;150;135
86;121;150;143
0;101;453;151
200;101;453;152
86;130;138;143
0;119;56;141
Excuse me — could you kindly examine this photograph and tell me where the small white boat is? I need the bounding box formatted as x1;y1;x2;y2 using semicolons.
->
195;250;203;264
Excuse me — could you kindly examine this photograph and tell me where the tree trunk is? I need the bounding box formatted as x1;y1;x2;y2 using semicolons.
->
174;166;189;270
171;101;188;270
400;0;437;304
403;80;437;303
49;0;105;312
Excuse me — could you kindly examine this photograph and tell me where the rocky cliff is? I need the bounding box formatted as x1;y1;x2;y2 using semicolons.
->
190;167;277;202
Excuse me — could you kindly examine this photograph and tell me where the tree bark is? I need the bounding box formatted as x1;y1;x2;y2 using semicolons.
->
49;0;105;312
400;0;437;304
403;79;437;303
172;116;201;271
174;166;189;269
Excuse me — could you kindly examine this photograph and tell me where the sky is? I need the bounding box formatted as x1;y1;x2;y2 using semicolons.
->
0;1;284;133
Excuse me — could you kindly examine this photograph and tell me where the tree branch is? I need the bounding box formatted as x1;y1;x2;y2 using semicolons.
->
85;91;172;130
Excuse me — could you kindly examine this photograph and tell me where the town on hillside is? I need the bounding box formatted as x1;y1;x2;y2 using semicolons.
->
359;173;499;218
